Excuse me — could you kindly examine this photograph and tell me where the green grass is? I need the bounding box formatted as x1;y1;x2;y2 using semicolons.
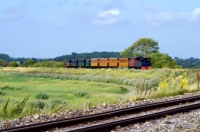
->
0;72;129;120
0;67;199;120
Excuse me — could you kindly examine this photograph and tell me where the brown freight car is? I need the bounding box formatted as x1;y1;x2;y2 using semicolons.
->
119;58;129;67
90;58;99;67
108;58;119;67
99;58;109;67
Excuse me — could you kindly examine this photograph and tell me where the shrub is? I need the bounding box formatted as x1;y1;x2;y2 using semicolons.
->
157;77;168;92
0;98;3;103
35;92;49;100
0;90;6;96
1;86;14;90
74;91;90;97
11;97;28;115
53;62;65;67
179;78;188;89
50;99;67;112
115;86;129;94
8;61;20;67
0;59;5;67
30;101;46;109
24;59;36;67
1;99;10;118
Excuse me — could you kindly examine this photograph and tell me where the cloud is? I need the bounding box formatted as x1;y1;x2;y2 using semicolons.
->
143;7;200;26
191;7;200;21
98;8;121;18
94;8;123;25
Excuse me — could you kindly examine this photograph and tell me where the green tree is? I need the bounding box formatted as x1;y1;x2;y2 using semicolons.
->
0;54;11;62
8;61;20;67
0;59;5;66
120;38;159;57
148;52;176;68
23;59;36;67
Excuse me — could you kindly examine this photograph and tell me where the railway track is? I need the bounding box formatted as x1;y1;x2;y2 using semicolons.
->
2;94;200;132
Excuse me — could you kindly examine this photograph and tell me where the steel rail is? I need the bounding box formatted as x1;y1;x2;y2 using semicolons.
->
70;102;200;132
1;94;200;132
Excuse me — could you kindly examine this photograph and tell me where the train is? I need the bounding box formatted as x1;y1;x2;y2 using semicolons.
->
66;57;152;70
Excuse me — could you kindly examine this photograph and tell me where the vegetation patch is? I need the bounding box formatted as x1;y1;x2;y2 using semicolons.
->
0;67;199;120
1;86;15;90
74;91;90;98
0;90;6;96
29;100;46;110
35;92;50;100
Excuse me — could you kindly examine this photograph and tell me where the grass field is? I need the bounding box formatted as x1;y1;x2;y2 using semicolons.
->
0;72;131;120
0;67;199;120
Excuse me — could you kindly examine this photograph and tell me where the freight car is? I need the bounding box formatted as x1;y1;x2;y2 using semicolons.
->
66;57;151;69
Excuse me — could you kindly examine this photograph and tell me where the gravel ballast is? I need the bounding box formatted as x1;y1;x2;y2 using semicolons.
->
1;92;200;131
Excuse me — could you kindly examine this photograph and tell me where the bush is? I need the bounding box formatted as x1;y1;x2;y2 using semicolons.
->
30;101;46;109
11;97;28;115
0;98;3;103
1;86;15;90
74;91;90;97
8;61;20;67
50;99;67;112
0;90;6;96
35;92;49;100
32;61;65;68
23;59;36;67
0;59;5;67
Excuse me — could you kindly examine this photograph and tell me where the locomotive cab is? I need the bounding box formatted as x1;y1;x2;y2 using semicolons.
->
141;58;152;70
66;59;71;67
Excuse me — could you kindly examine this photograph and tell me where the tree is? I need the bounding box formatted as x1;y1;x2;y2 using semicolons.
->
23;59;36;67
147;52;176;68
8;61;20;67
0;59;5;66
120;38;159;57
0;53;11;62
120;38;178;68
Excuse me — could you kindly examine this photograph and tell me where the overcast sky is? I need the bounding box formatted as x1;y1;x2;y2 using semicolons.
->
0;0;200;59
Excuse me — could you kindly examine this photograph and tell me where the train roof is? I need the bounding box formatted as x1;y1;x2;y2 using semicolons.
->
129;57;150;59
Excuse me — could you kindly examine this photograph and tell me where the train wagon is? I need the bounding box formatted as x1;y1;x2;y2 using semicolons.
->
66;59;91;68
99;58;109;68
90;58;99;68
77;59;85;67
118;58;129;67
109;58;119;67
66;57;152;69
71;59;78;67
85;59;90;67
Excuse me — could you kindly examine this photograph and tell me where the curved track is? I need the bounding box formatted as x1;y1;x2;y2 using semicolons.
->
2;95;200;132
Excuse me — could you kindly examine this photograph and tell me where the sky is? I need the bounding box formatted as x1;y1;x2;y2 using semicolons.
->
0;0;200;59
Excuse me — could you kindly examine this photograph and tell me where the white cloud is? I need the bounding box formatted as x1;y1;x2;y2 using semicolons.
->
98;9;121;18
143;7;200;26
94;8;123;25
191;7;200;21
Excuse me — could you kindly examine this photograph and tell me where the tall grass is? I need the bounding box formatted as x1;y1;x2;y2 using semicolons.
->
0;97;28;119
0;67;199;120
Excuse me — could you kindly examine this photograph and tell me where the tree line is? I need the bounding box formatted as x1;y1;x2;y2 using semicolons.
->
175;57;200;68
1;38;200;68
54;51;121;61
0;52;121;67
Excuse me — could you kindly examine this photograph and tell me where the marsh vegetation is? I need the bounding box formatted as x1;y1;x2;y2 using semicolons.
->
0;67;199;120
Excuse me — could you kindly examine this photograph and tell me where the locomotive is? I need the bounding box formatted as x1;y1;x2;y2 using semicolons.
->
66;57;152;69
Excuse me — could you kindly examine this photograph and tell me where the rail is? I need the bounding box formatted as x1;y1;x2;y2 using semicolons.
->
2;94;200;132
